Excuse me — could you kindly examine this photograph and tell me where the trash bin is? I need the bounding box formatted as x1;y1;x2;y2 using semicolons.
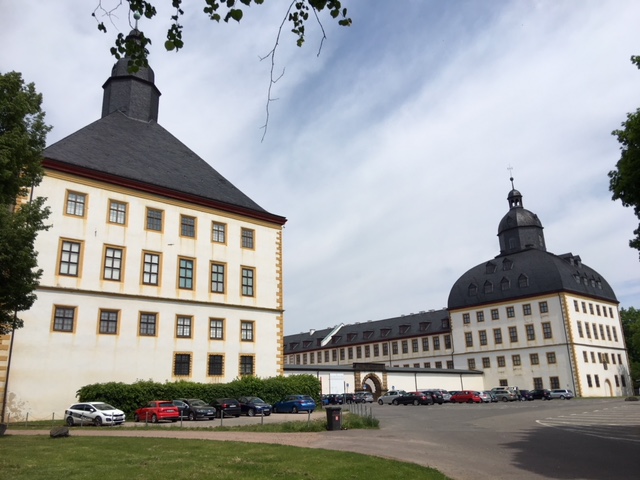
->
325;406;342;431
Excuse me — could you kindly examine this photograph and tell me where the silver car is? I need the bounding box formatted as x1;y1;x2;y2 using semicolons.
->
377;390;407;405
549;389;574;399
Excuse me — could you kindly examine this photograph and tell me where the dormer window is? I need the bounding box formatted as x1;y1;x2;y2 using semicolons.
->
518;274;529;288
399;324;411;334
468;284;478;296
501;277;510;291
380;328;391;338
419;322;431;332
442;319;449;329
289;342;299;350
485;262;497;274
347;333;357;342
484;281;493;294
363;330;373;339
302;341;312;348
502;258;513;270
331;335;341;344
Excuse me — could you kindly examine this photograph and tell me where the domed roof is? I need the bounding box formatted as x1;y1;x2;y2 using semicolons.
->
447;249;617;310
498;207;542;234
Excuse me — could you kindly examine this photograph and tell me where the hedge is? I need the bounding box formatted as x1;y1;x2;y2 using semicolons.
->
76;375;321;417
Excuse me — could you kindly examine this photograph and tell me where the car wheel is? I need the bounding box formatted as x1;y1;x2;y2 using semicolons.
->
171;419;178;422
392;399;399;405
501;397;508;402
413;400;419;406
93;417;102;427
188;412;196;421
467;399;473;404
151;414;158;423
560;395;566;400
292;406;298;414
65;416;74;427
247;408;255;417
265;413;271;416
378;399;383;405
134;414;140;422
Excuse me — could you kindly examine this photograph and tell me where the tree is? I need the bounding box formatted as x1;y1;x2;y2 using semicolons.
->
609;55;640;258
93;0;352;72
0;71;51;335
620;307;640;391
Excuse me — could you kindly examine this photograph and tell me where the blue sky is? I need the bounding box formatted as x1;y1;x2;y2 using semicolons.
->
3;1;640;335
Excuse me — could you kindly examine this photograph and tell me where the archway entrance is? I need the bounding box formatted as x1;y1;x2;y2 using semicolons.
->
360;373;383;398
604;379;613;397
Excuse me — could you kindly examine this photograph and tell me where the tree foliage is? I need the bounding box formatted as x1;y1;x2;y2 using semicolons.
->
93;0;352;72
0;71;51;335
609;55;640;258
620;307;640;388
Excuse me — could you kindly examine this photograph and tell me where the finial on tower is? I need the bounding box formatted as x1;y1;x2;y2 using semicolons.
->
507;165;515;189
133;11;141;30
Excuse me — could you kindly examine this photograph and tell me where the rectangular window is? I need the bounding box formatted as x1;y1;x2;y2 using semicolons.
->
142;252;160;285
146;208;163;231
444;335;452;349
209;319;224;340
550;376;560;389
582;301;587;313
240;355;254;375
180;215;196;238
586;374;592;387
539;301;548;313
392;342;398;355
446;360;454;369
324;351;329;363
176;316;192;338
373;344;379;357
482;357;491;368
596;305;601;316
364;345;371;357
497;356;506;367
530;353;539;365
338;348;344;361
599;324;605;340
356;346;362;359
506;306;515;318
401;340;408;354
435;361;442;369
525;324;535;341
512;354;521;366
612;327;618;342
139;313;157;336
589;303;594;315
422;338;429;351
493;328;503;344
103;246;123;281
546;352;557;364
241;228;255;249
59;240;81;276
332;350;337;362
582;350;589;362
585;322;591;339
542;322;552;339
621;375;626;387
174;353;191;376
108;200;127;224
465;332;473;347
99;310;118;334
479;330;487;346
242;267;255;296
523;304;532;316
573;300;579;312
382;343;389;356
591;351;596;363
53;306;75;332
606;325;612;341
208;354;224;376
533;377;543;390
468;359;476;370
491;308;499;320
577;321;583;338
241;321;254;341
412;339;419;353
463;313;470;324
66;191;86;216
212;222;226;243
348;347;353;360
424;362;431;368
509;326;518;343
178;258;194;289
593;323;599;339
615;375;619;387
476;311;485;322
433;337;440;350
210;262;225;293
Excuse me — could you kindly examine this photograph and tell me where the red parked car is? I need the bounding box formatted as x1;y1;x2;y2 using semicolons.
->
134;400;180;423
450;391;484;404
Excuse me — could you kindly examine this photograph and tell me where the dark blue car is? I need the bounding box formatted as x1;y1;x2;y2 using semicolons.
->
272;395;316;413
237;396;272;416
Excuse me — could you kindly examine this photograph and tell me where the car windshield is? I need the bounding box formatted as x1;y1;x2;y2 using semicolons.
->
190;400;206;406
246;397;265;403
159;402;174;407
93;403;116;411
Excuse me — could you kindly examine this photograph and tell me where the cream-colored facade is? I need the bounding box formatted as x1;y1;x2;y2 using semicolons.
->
450;293;630;396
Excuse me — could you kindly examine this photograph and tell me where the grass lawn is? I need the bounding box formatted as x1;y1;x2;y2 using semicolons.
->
0;435;450;480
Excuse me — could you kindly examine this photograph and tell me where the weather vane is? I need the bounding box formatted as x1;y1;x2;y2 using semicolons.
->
507;165;515;188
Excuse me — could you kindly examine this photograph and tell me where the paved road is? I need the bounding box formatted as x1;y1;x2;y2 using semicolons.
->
9;399;640;479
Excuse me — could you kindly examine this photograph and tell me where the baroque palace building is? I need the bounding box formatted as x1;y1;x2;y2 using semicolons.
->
0;28;286;420
284;182;632;398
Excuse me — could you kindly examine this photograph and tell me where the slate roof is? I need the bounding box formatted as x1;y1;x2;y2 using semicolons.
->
43;112;285;224
447;249;617;310
284;309;450;355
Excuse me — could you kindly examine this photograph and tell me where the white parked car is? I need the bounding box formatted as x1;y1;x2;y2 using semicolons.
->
377;390;407;405
65;402;125;426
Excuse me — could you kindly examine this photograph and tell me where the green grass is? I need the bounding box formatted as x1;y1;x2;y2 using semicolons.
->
0;436;450;480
